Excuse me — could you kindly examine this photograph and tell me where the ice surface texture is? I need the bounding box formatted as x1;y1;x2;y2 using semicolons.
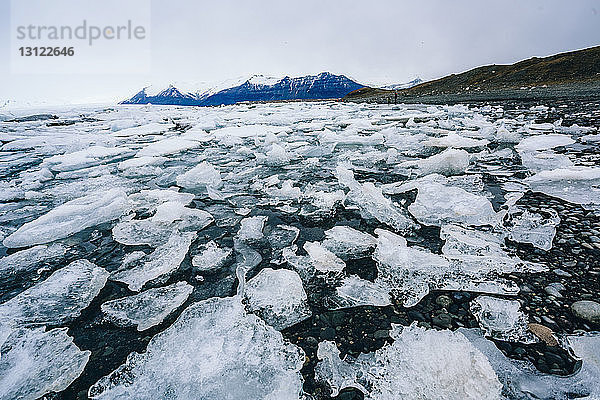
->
89;296;305;400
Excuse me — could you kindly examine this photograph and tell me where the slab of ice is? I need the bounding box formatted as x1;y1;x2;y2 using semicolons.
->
244;268;311;330
515;134;575;152
331;275;391;309
461;328;600;400
176;161;223;189
299;188;345;220
111;232;195;292
0;243;66;283
3;189;129;248
336;164;415;232
0;327;90;400
304;241;346;274
406;179;498;227
89;296;305;400
136;137;201;157
0;260;108;327
424;133;490;149
315;323;502;400
237;216;268;242
399;148;470;177
470;296;536;343
265;143;291;166
505;207;560;251
112;202;212;247
43;146;134;172
322;226;377;260
519;150;573;172
101;281;193;331
191;241;233;272
117;156;167;170
525;167;600;206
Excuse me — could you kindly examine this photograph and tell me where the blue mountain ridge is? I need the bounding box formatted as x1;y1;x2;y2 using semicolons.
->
121;72;365;106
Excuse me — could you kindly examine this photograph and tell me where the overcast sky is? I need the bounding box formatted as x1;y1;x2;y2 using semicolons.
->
1;0;599;105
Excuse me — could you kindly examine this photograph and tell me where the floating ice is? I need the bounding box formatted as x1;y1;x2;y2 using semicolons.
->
505;207;560;251
3;188;129;248
331;275;391;309
176;161;223;189
136;137;201;157
322;225;377;260
406;178;497;227
265;143;291;166
515;134;575;152
112;201;212;247
336;164;415;232
399;148;470;177
43;146;134;172
191;241;233;272
101;281;193;331
0;243;66;283
304;241;346;274
112;231;195;292
424;133;490;149
117;156;167;170
525;167;600;206
244;268;311;330
461;328;600;399
237;216;268;242
0;260;108;327
470;296;536;343
89;296;305;400
0;327;90;400
315;323;502;400
519;150;573;172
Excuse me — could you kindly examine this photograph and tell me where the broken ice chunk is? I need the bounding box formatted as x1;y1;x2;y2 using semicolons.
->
0;327;90;400
505;207;560;251
424;133;490;149
176;161;223;189
407;179;498;227
336;164;415;232
0;260;108;327
0;243;66;284
461;328;600;399
3;189;129;248
314;341;361;397
101;281;193;331
519;150;573;172
237;216;268;242
136;137;201;157
322;225;377;260
470;296;536;343
244;268;311;330
112;231;195;292
265;143;291;166
398;148;470;177
525;167;600;207
43;145;134;172
191;241;234;272
304;241;346;274
515;134;575;152
112;201;212;247
88;296;305;400
315;323;502;400
331;275;391;309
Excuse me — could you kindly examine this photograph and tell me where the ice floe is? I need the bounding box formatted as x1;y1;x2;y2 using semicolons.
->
470;295;536;343
89;296;305;399
101;281;193;331
244;268;311;330
3;189;129;248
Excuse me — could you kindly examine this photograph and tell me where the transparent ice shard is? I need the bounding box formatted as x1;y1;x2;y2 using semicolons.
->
101;282;193;331
89;296;305;400
244;268;311;330
470;296;536;343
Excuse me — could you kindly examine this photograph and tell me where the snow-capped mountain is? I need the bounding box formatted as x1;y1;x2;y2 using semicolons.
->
378;78;423;90
121;72;364;106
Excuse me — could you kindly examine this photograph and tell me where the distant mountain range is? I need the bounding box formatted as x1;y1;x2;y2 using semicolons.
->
121;72;365;106
345;46;600;103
